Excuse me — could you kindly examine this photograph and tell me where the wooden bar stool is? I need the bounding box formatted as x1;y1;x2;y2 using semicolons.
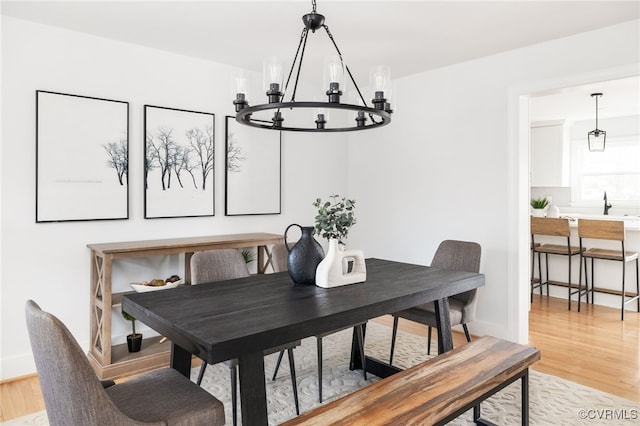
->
531;217;586;309
578;219;640;320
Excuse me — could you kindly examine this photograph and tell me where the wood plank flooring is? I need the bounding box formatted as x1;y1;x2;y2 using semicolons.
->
528;294;639;402
1;296;638;422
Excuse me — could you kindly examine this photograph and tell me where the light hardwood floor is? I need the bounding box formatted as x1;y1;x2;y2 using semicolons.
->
1;296;638;422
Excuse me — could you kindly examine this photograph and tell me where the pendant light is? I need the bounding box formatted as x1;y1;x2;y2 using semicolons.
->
587;92;606;152
232;0;393;132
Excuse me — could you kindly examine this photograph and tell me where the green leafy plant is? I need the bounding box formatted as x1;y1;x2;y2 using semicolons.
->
121;309;139;336
241;248;256;264
313;194;356;244
530;197;549;209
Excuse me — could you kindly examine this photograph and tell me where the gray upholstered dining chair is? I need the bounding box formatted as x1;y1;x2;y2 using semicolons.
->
191;249;300;424
388;240;482;364
271;243;367;403
25;300;225;426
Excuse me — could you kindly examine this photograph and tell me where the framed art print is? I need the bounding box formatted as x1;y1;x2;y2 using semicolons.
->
36;90;129;222
144;105;215;218
225;116;281;215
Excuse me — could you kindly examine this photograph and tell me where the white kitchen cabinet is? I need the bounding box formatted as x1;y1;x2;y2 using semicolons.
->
530;121;570;187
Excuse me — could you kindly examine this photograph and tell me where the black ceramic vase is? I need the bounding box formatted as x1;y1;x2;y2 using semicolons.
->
284;224;325;285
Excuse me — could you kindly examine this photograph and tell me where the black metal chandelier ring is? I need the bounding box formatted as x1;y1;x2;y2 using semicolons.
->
236;101;391;132
232;0;393;133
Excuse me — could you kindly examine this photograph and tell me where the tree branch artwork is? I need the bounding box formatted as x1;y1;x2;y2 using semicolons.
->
103;136;128;185
36;90;129;222
144;105;215;218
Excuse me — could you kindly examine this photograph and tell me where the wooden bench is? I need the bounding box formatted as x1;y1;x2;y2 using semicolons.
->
281;336;540;426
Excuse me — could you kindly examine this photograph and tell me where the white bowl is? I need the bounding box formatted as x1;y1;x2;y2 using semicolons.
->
130;280;182;292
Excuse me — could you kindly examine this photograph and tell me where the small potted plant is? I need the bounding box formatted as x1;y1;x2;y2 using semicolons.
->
530;197;549;217
240;248;256;264
122;309;143;352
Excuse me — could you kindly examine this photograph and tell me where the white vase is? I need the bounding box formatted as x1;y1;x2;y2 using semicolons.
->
315;239;367;288
531;208;546;217
547;204;560;218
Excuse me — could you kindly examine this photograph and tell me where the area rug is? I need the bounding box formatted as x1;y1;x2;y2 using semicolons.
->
3;323;638;425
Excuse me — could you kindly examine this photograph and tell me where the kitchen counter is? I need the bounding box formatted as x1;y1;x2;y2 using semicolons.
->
559;214;640;232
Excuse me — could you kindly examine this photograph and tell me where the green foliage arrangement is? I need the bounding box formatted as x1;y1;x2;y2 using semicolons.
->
313;194;356;244
121;309;138;336
530;197;550;209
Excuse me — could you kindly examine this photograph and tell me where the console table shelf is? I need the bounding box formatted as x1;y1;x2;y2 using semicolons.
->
87;233;283;379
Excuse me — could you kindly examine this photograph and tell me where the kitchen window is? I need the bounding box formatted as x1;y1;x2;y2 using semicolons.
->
571;136;640;206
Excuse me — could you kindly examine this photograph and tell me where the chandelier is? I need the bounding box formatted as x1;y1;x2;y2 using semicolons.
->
587;92;606;152
232;0;393;132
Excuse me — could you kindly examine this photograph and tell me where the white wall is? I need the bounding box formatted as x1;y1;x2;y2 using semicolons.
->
0;16;348;380
347;20;639;341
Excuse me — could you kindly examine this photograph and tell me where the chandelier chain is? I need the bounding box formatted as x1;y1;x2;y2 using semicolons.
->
283;27;310;102
312;0;317;12
290;28;311;102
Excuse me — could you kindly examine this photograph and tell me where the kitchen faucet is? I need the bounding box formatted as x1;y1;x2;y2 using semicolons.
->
603;191;612;215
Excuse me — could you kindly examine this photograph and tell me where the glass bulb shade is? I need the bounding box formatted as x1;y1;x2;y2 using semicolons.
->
263;56;284;91
370;65;391;93
234;75;250;101
588;129;606;152
323;56;346;91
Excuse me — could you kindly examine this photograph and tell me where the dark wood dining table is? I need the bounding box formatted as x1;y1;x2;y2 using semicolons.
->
122;258;485;425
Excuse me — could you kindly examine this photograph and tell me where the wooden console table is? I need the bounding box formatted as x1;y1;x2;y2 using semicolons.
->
87;233;283;379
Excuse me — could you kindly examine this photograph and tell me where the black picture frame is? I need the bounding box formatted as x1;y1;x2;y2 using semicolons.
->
36;90;129;223
225;116;281;216
144;105;215;219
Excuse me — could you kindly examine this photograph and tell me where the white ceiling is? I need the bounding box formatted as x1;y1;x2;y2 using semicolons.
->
2;0;639;120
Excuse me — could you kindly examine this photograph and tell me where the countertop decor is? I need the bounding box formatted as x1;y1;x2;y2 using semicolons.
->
313;194;366;288
531;197;549;217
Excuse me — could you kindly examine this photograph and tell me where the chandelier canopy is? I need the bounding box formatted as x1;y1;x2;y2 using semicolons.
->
233;0;393;132
587;92;606;152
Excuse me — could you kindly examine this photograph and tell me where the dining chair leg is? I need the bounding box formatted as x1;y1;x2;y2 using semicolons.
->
317;337;323;403
196;361;207;385
427;326;432;355
389;315;399;365
272;350;286;381
230;366;238;426
317;326;366;404
287;348;300;415
462;324;472;343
